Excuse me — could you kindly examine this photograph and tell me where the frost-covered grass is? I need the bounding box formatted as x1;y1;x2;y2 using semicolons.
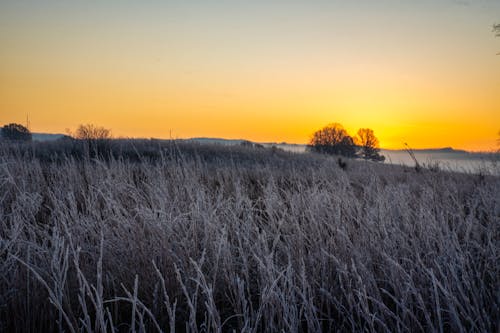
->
0;140;498;332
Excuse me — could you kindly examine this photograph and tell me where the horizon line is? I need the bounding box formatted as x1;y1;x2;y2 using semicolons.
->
24;132;499;154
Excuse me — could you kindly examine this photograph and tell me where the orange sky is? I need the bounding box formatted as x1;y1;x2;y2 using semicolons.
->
1;1;499;151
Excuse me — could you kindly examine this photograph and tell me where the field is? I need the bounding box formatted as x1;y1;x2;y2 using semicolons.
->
0;140;498;332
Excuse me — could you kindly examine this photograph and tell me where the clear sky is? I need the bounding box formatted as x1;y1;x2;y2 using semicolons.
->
1;0;499;150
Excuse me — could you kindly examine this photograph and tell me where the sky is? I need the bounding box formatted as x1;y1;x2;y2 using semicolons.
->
1;0;499;150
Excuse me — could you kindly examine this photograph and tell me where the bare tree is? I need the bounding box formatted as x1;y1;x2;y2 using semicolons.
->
308;123;356;157
72;124;112;158
356;128;385;162
74;124;112;140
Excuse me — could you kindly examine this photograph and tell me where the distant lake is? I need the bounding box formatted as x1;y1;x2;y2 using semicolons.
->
264;143;500;175
381;150;499;175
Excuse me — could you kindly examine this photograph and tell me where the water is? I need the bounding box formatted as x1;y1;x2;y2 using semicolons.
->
381;150;500;175
263;143;500;175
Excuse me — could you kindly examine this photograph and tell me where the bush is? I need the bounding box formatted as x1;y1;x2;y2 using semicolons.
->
1;123;32;141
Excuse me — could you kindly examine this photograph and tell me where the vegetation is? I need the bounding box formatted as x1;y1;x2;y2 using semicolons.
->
69;124;113;158
308;123;356;157
356;128;385;162
308;123;384;161
0;140;498;332
74;124;112;140
1;123;32;141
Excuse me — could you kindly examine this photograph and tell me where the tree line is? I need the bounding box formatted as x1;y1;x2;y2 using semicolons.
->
308;123;385;162
1;122;384;161
0;123;112;141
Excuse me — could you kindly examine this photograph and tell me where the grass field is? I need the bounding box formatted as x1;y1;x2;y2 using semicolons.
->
0;140;498;332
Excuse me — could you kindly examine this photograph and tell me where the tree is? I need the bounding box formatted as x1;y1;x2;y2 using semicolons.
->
1;123;32;141
356;128;385;162
308;123;356;157
74;124;112;140
73;124;112;158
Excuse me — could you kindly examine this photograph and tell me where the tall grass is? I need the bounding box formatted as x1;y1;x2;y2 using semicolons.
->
0;140;498;332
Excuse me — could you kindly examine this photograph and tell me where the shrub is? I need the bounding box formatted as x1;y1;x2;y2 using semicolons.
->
1;123;32;141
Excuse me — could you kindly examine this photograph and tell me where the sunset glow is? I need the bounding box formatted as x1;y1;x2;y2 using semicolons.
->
1;0;499;150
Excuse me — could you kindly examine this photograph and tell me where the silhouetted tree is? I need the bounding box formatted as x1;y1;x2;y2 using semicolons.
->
74;124;112;140
356;128;385;162
72;124;112;158
1;123;32;141
308;123;356;157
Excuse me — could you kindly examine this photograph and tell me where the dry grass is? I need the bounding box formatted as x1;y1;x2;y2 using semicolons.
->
0;140;498;332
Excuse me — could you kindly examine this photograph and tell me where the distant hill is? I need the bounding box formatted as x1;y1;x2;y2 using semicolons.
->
1;132;494;157
382;147;469;154
0;129;67;142
164;138;496;156
187;137;248;145
31;133;66;141
381;147;472;154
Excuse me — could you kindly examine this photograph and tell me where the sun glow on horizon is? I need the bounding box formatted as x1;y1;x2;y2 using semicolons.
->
1;1;499;151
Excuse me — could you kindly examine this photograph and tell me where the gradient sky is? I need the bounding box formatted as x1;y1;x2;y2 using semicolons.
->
1;0;499;150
